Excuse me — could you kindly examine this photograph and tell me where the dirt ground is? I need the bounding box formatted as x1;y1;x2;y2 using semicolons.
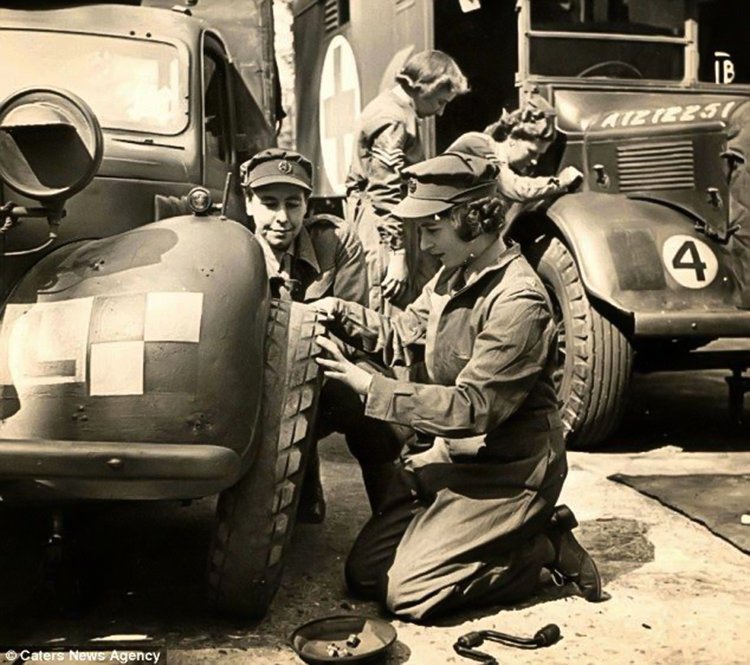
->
175;363;750;665
169;442;749;665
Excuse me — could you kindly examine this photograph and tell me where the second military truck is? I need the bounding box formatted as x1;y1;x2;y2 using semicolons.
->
294;0;750;447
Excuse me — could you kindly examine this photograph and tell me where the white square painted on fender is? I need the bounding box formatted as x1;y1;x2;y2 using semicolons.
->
0;304;32;385
90;341;144;396
458;0;481;12
5;297;92;387
37;297;94;362
144;292;203;343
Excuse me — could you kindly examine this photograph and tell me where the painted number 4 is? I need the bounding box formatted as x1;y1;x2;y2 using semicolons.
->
662;235;718;289
672;240;707;281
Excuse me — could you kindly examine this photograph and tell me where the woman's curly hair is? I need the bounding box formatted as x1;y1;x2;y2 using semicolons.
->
448;196;508;241
396;50;469;98
484;104;556;143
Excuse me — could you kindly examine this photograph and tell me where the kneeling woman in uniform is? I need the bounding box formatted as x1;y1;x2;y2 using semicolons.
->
314;152;605;622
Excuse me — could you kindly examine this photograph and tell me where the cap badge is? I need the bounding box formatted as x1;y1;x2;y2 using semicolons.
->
278;160;293;174
408;178;417;194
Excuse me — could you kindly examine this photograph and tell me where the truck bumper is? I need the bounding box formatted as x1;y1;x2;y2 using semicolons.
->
0;439;242;501
634;310;750;337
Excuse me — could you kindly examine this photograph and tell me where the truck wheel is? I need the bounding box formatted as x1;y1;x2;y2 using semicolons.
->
207;300;323;618
529;237;633;449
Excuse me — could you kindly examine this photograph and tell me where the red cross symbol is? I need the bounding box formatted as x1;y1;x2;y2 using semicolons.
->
322;41;357;188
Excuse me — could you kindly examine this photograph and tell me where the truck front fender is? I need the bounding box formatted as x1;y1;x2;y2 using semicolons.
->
1;215;270;463
514;192;750;336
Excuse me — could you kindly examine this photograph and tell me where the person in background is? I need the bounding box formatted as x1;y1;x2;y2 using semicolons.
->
346;49;469;313
447;97;583;209
313;152;605;622
241;148;410;521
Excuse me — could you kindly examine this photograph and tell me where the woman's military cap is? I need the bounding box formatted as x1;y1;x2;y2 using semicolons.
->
392;152;499;219
240;148;313;191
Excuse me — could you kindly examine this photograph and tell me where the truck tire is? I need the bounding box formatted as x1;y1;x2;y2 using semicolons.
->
207;299;323;618
529;236;633;449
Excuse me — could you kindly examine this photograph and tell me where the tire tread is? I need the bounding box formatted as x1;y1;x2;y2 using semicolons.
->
207;300;323;617
533;237;633;449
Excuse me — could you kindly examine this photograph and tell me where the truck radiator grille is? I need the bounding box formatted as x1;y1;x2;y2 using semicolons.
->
616;140;695;192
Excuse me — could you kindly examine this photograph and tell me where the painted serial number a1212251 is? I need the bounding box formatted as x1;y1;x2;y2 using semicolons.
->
599;100;737;129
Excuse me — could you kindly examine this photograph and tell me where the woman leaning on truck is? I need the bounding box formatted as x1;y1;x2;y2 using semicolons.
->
447;96;584;208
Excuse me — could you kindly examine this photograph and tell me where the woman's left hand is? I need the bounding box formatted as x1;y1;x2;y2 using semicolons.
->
382;251;409;302
315;336;373;395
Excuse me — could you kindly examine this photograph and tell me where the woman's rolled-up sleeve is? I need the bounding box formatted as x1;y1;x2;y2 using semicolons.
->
364;288;554;436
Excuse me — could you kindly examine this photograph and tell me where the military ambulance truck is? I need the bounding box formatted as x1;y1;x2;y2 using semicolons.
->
294;0;750;448
0;0;319;619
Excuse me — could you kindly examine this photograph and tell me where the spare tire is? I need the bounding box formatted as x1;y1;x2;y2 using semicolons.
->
207;299;324;618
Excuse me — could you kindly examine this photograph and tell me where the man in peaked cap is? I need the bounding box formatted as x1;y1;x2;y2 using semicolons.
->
241;148;336;302
241;148;411;521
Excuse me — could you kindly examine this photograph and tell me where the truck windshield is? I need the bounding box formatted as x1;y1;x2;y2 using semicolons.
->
0;30;187;135
528;0;686;81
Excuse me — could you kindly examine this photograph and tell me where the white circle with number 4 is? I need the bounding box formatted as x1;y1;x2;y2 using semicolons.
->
662;235;718;289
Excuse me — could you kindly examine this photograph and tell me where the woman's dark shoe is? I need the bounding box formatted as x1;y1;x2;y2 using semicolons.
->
547;505;608;602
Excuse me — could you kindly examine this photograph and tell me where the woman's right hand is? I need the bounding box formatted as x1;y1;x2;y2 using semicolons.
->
558;166;584;191
315;335;374;395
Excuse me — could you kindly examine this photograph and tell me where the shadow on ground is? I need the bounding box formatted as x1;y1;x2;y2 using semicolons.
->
0;454;376;652
600;368;750;453
426;517;654;628
0;500;243;648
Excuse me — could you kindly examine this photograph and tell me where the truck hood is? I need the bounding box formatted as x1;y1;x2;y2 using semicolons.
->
554;88;750;135
563;88;750;243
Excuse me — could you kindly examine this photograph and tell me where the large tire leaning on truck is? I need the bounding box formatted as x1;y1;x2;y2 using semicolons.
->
207;299;323;618
528;236;633;449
